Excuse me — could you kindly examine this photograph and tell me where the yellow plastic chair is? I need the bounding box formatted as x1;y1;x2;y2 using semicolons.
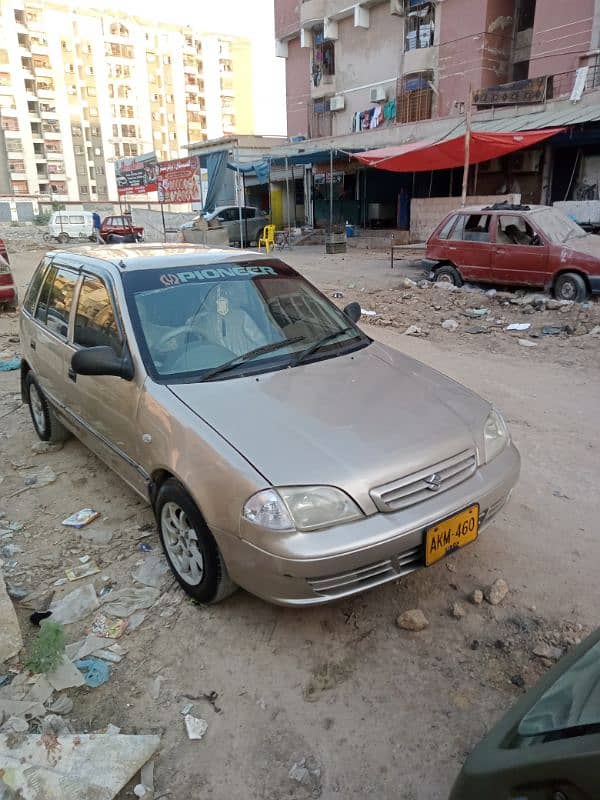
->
258;224;275;253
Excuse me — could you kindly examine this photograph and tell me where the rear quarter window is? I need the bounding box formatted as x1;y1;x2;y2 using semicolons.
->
437;215;458;240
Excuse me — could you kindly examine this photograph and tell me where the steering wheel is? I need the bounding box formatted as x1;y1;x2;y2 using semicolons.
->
157;325;206;351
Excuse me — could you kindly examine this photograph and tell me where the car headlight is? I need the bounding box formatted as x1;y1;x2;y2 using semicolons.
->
483;409;509;463
243;486;363;532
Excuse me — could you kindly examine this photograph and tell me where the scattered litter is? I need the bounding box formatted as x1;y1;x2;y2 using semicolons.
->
464;308;489;318
151;676;163;700
403;325;425;337
137;542;153;553
0;698;46;720
360;308;377;317
135;759;155;798
0;357;21;372
46;654;86;691
184;713;208;740
65;561;100;582
53;577;68;587
94;648;124;663
485;578;509;606
11;465;57;497
465;325;488;334
505;323;531;331
49;583;99;624
47;695;74;715
75;657;111;687
26;621;65;675
485;289;497;298
126;611;147;632
331;291;344;299
1;543;21;558
1;715;29;733
0;571;23;662
181;702;194;715
5;583;29;601
0;673;14;688
441;319;458;331
511;674;525;688
81;527;114;546
532;642;564;661
29;610;53;627
396;609;429;631
132;555;170;589
66;635;111;661
101;586;160;617
541;325;568;336
31;441;63;454
0;732;161;800
62;508;101;528
587;325;600;337
91;613;129;639
518;339;537;348
289;757;322;795
79;555;91;564
552;490;571;500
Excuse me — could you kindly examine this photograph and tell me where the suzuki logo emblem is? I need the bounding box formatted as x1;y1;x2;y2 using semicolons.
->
423;473;442;491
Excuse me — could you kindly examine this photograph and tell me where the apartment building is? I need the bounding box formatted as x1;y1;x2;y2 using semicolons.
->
275;0;599;139
0;0;253;201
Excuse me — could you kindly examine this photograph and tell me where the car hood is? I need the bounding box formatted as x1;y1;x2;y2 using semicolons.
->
560;233;600;259
168;342;490;506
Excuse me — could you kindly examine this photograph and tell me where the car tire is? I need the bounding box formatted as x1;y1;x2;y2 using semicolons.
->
57;232;69;244
434;264;463;287
155;479;237;604
25;373;70;443
554;272;588;302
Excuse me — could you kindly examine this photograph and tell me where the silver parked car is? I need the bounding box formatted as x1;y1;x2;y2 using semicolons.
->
181;206;269;246
19;244;520;606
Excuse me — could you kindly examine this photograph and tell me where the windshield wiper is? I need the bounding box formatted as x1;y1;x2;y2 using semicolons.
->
196;336;305;382
293;326;361;367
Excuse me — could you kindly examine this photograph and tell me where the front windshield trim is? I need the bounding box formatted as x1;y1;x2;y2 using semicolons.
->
122;259;371;385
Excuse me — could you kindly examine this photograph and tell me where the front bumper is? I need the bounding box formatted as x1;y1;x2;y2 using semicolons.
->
216;443;520;606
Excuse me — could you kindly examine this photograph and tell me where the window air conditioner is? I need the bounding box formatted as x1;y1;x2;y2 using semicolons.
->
370;86;387;102
390;0;404;16
329;95;345;111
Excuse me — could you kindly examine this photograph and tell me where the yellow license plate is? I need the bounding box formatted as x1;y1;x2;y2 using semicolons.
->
425;504;479;566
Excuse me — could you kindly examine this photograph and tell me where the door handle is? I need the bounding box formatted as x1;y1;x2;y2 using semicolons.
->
30;341;36;350
68;368;76;382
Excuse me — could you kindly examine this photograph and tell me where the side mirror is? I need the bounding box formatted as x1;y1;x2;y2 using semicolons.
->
343;302;361;323
71;345;134;381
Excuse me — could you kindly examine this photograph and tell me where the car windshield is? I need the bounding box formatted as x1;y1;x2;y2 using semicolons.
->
532;208;588;244
123;260;368;382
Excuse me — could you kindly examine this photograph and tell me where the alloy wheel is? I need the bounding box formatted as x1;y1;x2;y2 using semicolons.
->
160;501;205;586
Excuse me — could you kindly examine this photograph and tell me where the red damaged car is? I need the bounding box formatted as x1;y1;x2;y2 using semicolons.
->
424;202;600;302
0;237;17;310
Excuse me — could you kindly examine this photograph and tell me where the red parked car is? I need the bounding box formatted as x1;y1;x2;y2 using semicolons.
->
0;238;17;310
100;214;144;243
424;202;600;302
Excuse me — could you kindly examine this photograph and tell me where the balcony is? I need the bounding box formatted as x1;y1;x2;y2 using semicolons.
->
45;149;64;159
28;110;41;122
40;110;58;120
34;153;46;162
30;40;49;54
37;88;56;99
34;66;53;78
186;102;200;111
10;170;27;180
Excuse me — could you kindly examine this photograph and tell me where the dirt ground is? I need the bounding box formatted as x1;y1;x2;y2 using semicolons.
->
1;246;599;799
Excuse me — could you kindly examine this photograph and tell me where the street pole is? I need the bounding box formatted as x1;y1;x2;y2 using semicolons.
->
284;156;291;234
329;148;333;232
461;84;473;207
236;145;244;248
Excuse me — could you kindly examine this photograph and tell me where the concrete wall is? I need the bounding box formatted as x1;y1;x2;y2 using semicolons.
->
437;0;515;117
529;0;595;78
410;194;519;242
286;37;311;137
130;208;196;242
275;0;301;39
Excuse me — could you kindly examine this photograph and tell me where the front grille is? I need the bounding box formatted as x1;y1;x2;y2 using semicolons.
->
308;544;423;598
370;448;477;513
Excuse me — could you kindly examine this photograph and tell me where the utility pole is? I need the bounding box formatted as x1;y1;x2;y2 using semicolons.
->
461;84;473;207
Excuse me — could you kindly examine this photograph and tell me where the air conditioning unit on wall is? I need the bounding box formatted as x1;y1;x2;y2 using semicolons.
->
329;95;345;111
390;0;404;16
370;86;387;102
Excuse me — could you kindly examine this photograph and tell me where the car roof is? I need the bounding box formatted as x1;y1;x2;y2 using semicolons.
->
448;204;549;215
49;243;270;272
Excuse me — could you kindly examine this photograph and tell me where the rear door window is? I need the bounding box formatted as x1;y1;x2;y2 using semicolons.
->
74;275;122;354
23;256;51;315
450;214;491;242
44;266;78;339
243;207;256;219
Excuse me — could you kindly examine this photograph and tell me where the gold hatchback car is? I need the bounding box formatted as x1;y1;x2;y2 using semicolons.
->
20;244;520;605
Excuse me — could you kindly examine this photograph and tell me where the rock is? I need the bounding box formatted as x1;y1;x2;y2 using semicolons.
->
587;325;600;337
485;578;509;606
400;277;417;288
433;281;457;291
31;442;63;455
485;289;497;298
471;589;484;605
545;298;562;310
289;756;322;795
465;325;488;334
0;571;23;662
451;602;466;619
403;325;426;337
533;642;564;661
396;609;429;631
470;639;480;650
510;674;525;688
559;304;572;314
518;339;537;347
442;319;459;331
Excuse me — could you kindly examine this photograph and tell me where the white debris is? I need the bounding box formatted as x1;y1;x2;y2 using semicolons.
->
505;323;531;331
0;733;160;800
0;570;23;662
49;583;99;625
46;655;86;691
131;555;170;589
441;319;459;331
518;339;537;347
184;714;208;740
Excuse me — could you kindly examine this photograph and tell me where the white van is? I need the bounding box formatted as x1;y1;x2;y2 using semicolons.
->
48;211;95;243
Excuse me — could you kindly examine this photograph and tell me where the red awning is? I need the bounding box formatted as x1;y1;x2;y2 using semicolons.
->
353;128;564;172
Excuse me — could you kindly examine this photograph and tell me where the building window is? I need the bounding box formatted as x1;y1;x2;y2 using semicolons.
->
80;185;89;194
65;64;75;74
89;107;98;117
113;144;121;157
312;28;335;87
109;22;129;36
163;55;171;65
309;99;332;137
123;143;138;156
74;145;84;155
517;0;536;31
121;124;136;137
165;94;174;103
12;180;29;195
91;125;101;137
87;87;96;97
405;1;435;51
397;71;433;123
7;139;23;152
1;117;19;131
9;160;26;172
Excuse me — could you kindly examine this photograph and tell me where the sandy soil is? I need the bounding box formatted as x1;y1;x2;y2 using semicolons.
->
1;248;598;799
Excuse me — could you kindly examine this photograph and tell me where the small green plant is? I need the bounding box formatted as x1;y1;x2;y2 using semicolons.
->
34;210;52;226
26;621;66;674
